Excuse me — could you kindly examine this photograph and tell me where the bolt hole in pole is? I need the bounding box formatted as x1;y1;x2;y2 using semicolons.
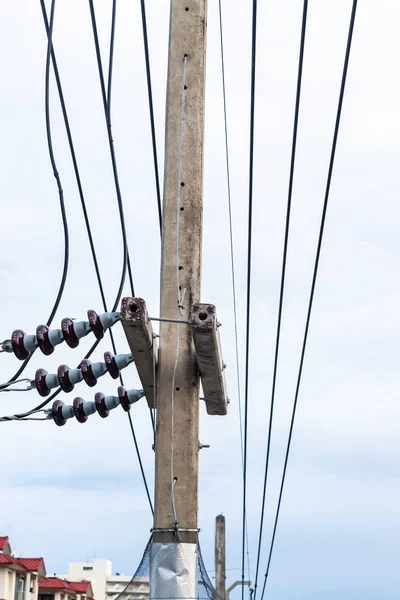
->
198;312;208;321
130;303;138;313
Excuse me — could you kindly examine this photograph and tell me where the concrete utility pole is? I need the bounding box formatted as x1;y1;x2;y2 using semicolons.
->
215;515;226;600
154;0;207;545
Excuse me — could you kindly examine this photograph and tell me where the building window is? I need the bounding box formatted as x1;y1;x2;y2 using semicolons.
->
83;567;93;571
39;595;54;600
14;575;25;600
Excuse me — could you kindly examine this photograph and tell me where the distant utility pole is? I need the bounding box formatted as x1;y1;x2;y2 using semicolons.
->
154;0;207;545
215;515;226;600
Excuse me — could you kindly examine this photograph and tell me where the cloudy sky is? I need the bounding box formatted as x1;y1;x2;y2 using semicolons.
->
1;1;399;599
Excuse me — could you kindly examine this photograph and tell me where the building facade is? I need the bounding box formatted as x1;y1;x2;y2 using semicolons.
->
38;578;94;600
0;537;45;600
56;562;148;600
57;561;112;600
0;536;99;600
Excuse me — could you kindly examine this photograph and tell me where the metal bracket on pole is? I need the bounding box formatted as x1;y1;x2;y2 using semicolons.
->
189;304;228;416
120;297;158;409
226;581;252;600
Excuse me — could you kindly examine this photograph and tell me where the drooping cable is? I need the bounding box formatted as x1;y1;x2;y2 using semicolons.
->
217;0;251;588
242;1;258;599
44;0;69;327
106;0;117;117
88;0;130;308
259;3;358;596
138;0;162;429
90;0;156;511
253;2;308;597
1;0;123;404
0;0;69;388
39;0;111;316
0;2;154;514
140;0;162;233
101;1;156;436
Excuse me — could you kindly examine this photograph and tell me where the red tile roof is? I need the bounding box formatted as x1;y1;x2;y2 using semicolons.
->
39;578;92;595
69;582;92;593
17;558;45;572
0;538;9;551
0;555;45;572
39;578;71;590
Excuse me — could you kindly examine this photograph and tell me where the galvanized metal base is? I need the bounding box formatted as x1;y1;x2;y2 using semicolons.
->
150;542;198;600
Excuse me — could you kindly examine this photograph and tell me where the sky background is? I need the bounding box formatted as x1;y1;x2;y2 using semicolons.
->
0;1;400;599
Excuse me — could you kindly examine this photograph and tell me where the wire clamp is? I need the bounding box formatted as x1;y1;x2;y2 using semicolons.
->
0;378;33;393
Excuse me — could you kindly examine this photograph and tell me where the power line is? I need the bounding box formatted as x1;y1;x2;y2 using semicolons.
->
39;0;111;316
138;0;162;428
1;1;154;515
140;0;162;234
88;0;131;306
259;2;358;596
253;2;308;597
44;0;69;327
89;0;155;513
217;0;251;588
242;1;258;599
98;0;156;434
0;0;70;388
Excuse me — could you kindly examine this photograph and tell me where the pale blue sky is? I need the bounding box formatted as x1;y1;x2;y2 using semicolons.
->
0;1;399;599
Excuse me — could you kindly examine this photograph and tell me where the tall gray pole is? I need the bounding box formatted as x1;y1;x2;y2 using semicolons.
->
215;515;226;599
154;0;208;545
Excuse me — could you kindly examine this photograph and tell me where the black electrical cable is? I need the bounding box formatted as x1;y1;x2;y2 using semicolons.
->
125;395;154;515
88;0;155;508
140;0;162;233
259;3;358;597
89;0;130;310
242;2;258;600
39;0;111;315
1;4;155;515
0;0;69;388
218;0;251;590
107;0;117;118
253;3;308;598
44;0;69;326
2;0;127;405
138;0;162;429
89;0;156;436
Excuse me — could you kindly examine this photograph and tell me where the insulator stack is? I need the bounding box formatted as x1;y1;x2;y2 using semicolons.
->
4;310;120;360
34;352;133;397
52;399;75;427
51;387;145;426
